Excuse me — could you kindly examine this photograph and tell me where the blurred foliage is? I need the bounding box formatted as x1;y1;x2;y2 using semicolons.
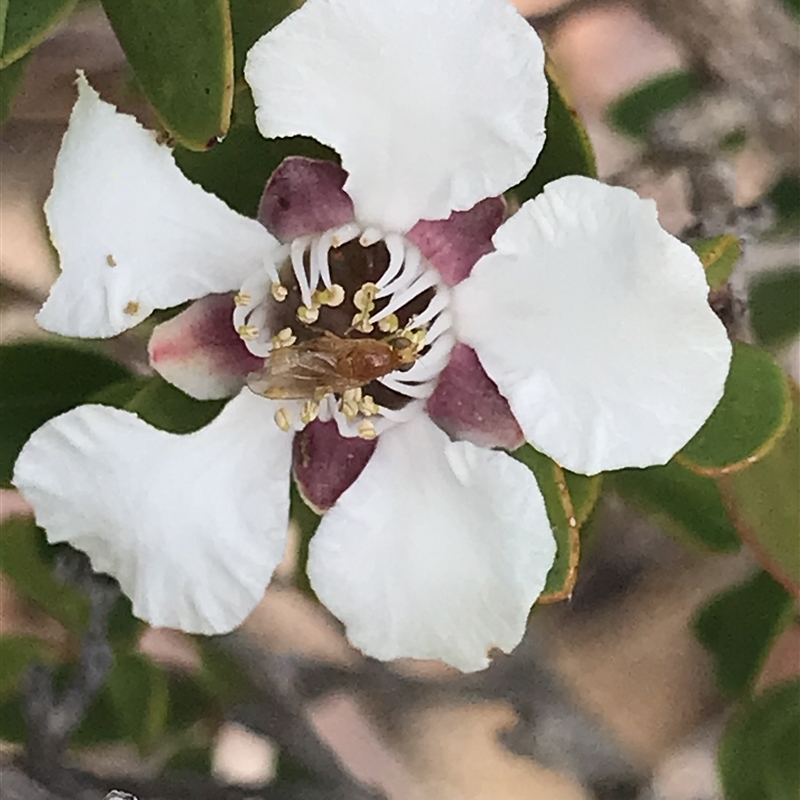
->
718;679;800;800
749;266;800;348
610;461;741;553
606;70;699;139
0;51;29;124
767;174;800;238
694;571;793;698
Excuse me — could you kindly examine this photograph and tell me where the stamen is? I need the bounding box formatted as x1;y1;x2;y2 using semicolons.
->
271;327;297;349
234;291;253;307
391;333;455;382
297;304;320;324
359;227;382;247
237;324;259;341
341;388;362;420
377;246;421;299
378;313;399;333
353;282;379;312
407;288;450;330
290;236;314;308
301;400;319;425
370;270;438;325
330;222;360;249
422;310;453;345
357;420;378;440
314;284;345;307
378;377;436;399
271;282;288;302
124;301;140;316
360;395;380;416
376;234;406;289
274;407;292;432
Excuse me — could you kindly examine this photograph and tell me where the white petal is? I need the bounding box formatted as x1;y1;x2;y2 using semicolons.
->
13;390;293;634
38;74;278;338
245;0;547;232
307;413;555;672
454;176;733;475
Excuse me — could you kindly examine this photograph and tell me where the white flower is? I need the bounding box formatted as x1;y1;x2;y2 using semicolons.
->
13;0;731;672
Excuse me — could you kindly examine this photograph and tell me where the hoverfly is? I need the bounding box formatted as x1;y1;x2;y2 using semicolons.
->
248;331;417;400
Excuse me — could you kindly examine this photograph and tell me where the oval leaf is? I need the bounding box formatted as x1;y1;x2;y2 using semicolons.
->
606;70;699;139
749;266;800;348
0;52;30;126
507;62;596;206
0;342;131;486
512;444;581;601
101;0;234;150
693;571;793;699
0;0;78;68
124;375;226;433
719;383;800;593
230;0;296;77
611;460;741;553
678;342;792;476
693;234;741;290
718;679;800;800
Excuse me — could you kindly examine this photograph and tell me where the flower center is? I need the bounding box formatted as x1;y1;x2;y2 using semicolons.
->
234;224;454;439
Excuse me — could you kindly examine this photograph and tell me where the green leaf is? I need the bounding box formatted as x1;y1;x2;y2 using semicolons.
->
165;672;218;733
0;0;79;68
692;234;742;290
290;482;321;600
749;266;800;348
175;89;337;217
196;638;253;704
606;70;699;139
718;679;800;800
100;0;234;150
508;64;596;206
767;174;800;238
719;383;800;593
0;635;57;699
511;444;581;600
693;571;793;698
164;745;213;774
0;52;30;126
0;696;26;742
611;460;741;553
124;375;226;433
0;517;90;632
230;0;296;77
678;343;792;476
564;471;602;527
106;654;169;753
0;342;130;486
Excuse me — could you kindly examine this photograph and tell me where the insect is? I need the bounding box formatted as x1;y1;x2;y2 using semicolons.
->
248;331;418;400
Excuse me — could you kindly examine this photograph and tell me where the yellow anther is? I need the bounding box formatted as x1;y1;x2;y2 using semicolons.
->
106;254;117;267
341;387;362;420
357;420;378;440
360;395;380;417
234;291;252;307
314;284;345;307
123;301;140;316
274;407;292;432
399;328;427;352
271;327;297;349
301;400;319;425
297;304;320;324
350;313;374;334
271;282;288;302
353;282;378;312
378;313;399;333
237;324;260;341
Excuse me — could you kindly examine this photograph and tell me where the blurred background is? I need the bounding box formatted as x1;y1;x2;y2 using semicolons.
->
1;1;798;798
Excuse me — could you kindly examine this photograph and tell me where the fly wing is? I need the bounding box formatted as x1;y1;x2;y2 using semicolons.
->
247;344;359;400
